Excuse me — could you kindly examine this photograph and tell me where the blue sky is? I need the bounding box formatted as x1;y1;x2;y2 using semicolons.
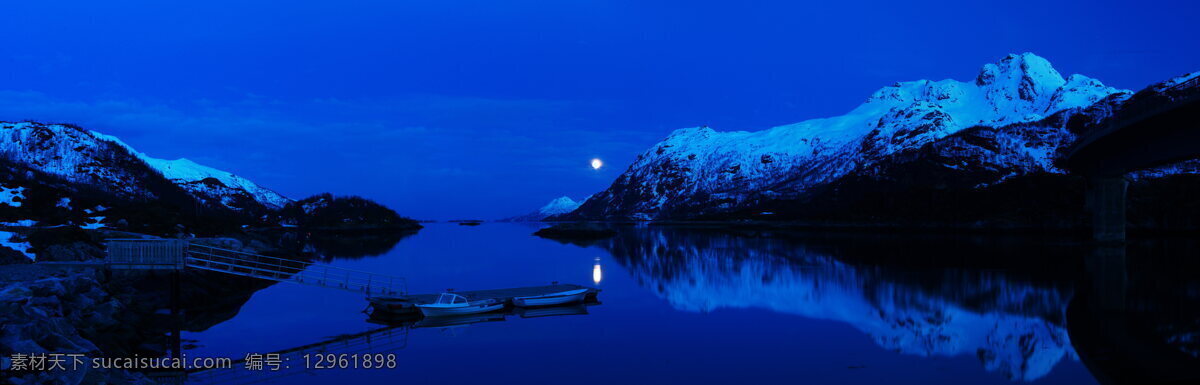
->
2;0;1198;219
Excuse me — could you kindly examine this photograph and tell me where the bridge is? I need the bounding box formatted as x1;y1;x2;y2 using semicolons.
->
105;239;407;296
1062;73;1200;242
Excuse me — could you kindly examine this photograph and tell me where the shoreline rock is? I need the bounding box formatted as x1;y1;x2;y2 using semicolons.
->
0;229;309;384
533;223;617;247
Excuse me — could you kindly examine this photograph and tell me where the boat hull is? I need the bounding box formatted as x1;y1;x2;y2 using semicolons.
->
367;297;417;314
418;302;504;317
512;289;588;308
415;312;506;328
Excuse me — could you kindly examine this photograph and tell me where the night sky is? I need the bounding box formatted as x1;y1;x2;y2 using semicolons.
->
2;0;1197;219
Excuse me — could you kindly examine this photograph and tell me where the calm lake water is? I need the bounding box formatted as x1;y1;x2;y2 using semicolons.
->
178;223;1199;385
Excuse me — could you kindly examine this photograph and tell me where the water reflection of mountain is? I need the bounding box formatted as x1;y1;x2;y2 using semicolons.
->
269;229;418;261
601;228;1080;381
309;230;417;260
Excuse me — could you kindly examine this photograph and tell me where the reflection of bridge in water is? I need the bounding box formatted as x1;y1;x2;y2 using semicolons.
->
142;301;595;385
182;325;411;385
1068;245;1200;385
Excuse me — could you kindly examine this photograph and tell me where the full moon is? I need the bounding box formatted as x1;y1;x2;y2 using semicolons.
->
590;158;603;170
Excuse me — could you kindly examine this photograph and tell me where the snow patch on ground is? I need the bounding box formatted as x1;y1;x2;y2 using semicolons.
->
0;186;25;207
1131;160;1200;180
83;205;107;215
1159;71;1200;89
0;231;35;260
82;216;106;230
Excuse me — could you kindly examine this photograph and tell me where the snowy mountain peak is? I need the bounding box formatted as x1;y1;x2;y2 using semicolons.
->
500;195;588;222
567;53;1131;220
976;52;1065;90
80;127;292;208
0;122;159;198
539;196;581;216
977;53;1093;120
89;131;291;210
863;53;1118;125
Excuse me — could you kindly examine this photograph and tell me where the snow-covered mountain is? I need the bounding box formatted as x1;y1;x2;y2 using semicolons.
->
499;196;586;222
0;121;289;213
0;122;166;199
563;53;1161;221
90;131;290;210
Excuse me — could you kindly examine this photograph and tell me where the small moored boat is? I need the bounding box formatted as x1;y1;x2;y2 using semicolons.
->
416;293;504;317
512;288;589;308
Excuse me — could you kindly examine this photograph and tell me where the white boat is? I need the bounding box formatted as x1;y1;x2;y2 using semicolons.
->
416;293;504;317
512;288;589;307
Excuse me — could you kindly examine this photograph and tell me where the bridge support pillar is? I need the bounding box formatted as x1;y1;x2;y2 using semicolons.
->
1086;176;1129;243
1085;245;1127;312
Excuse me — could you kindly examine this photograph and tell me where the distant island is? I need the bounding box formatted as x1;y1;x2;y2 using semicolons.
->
278;193;422;233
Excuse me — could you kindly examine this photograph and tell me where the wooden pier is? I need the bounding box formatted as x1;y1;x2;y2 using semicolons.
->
102;239;408;296
100;239;601;316
368;284;601;315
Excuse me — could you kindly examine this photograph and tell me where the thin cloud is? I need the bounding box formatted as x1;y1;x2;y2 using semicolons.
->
0;89;664;218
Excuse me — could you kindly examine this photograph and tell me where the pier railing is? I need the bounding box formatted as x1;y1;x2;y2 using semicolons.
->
106;238;187;269
103;239;407;296
185;244;407;296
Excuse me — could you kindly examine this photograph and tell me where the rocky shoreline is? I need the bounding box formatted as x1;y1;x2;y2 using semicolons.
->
0;266;153;384
0;229;302;384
